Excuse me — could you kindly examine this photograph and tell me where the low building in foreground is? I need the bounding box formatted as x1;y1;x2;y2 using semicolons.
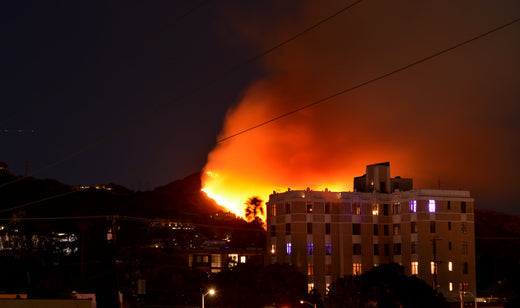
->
266;162;476;301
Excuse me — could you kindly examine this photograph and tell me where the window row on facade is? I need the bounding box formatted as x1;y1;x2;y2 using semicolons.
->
271;221;469;236
272;200;470;216
271;241;469;256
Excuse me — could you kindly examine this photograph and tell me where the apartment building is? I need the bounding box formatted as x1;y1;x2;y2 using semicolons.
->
266;162;475;301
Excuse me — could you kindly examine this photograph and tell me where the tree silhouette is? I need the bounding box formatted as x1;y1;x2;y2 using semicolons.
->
245;197;264;226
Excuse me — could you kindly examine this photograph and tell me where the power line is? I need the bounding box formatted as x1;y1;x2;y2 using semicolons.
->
0;0;363;190
0;0;213;128
1;15;518;214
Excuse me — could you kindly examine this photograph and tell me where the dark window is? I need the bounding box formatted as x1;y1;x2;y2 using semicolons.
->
325;223;331;235
447;201;451;210
461;222;467;234
307;223;312;234
307;202;313;213
449;241;452;250
325;202;331;214
374;244;380;256
384;244;389;256
393;203;401;214
393;243;402;255
383;204;389;216
285;203;291;214
384;224;389;236
448;221;451;231
285;223;291;235
353;224;361;235
430;221;436;233
325;264;332;275
411;222;417;233
353;244;361;255
461;201;467;213
411;242;417;254
463;262;469;274
373;224;379;235
271;225;276;236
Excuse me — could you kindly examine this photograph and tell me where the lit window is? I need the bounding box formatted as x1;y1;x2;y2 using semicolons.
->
228;254;238;268
448;261;453;272
410;200;417;213
272;204;276;216
240;256;246;263
307;243;314;255
372;204;379;215
449;282;453;292
429;200;436;213
430;261;437;274
393;224;401;235
353;263;362;275
411;261;418;275
352;203;361;215
307;263;314;275
308;283;314;293
307;202;313;213
286;243;292;255
271;244;276;255
325;243;332;255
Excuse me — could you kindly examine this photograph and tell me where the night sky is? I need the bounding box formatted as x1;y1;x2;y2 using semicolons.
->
2;1;520;215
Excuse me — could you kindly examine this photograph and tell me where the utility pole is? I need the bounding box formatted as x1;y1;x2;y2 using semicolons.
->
432;237;441;290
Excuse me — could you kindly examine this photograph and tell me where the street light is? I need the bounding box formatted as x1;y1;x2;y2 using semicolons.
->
202;289;215;308
300;300;316;308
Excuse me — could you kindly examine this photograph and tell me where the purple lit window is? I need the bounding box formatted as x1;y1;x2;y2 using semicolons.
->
325;243;332;255
286;243;292;255
409;200;417;213
307;243;314;255
428;200;436;213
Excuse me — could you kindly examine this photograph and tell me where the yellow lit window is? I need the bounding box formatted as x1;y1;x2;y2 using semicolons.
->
307;263;314;275
449;282;453;292
430;261;437;274
271;244;276;255
353;263;362;275
411;261;418;275
448;261;453;272
372;204;379;215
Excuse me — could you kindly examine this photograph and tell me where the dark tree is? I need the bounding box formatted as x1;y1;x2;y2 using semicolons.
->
327;263;447;308
245;196;264;226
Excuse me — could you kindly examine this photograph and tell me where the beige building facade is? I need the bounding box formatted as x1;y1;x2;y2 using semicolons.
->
266;163;476;301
